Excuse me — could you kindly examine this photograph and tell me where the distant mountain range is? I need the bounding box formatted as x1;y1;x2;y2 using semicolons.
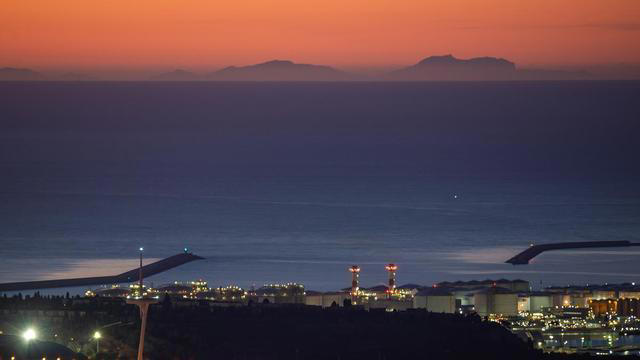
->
389;55;591;81
0;56;607;81
0;67;45;81
207;60;357;81
390;55;517;81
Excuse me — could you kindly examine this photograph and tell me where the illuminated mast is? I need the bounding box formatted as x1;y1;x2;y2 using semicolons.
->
385;263;397;298
348;265;360;303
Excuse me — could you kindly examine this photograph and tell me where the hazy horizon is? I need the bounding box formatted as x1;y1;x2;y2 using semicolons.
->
3;57;640;81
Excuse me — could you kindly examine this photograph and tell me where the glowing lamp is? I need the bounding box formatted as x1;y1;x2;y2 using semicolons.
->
22;328;36;341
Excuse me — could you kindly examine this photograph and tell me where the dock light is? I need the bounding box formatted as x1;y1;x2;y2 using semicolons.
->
184;247;188;253
22;328;36;341
139;247;144;252
94;331;101;353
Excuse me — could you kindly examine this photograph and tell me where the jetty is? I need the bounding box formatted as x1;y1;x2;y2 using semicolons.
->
506;241;640;265
0;252;204;292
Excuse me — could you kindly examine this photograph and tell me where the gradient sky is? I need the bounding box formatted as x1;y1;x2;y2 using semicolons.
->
1;0;640;71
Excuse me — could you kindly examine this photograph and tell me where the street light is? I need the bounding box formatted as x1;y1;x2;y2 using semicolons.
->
22;328;36;342
93;331;101;354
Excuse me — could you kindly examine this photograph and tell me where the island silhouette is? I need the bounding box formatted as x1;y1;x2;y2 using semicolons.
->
1;56;598;81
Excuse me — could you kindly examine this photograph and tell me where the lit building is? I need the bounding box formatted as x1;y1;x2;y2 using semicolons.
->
542;306;590;319
155;282;193;296
517;295;530;313
396;283;422;297
590;298;640;318
191;279;208;293
363;285;390;299
589;299;617;317
86;285;132;298
591;289;616;300
196;285;246;302
619;290;640;299
252;283;305;304
155;279;211;298
128;283;152;298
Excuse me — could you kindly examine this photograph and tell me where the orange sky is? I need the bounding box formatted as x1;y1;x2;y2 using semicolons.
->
1;0;639;71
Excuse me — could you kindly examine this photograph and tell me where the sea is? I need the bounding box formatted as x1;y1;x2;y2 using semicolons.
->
1;81;639;293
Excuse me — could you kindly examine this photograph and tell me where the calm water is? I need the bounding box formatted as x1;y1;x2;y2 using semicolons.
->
1;81;639;292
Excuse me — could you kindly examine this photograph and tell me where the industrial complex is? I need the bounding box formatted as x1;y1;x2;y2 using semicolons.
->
73;263;640;355
3;259;640;357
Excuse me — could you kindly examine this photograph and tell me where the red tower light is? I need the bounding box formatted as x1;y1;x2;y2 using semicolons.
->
385;264;397;272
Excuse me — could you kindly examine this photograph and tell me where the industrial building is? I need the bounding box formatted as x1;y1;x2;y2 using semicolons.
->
521;292;554;313
473;287;519;317
304;291;351;307
542;306;590;319
590;298;640;317
619;289;640;299
155;282;193;295
413;287;456;313
616;298;640;317
437;279;530;292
